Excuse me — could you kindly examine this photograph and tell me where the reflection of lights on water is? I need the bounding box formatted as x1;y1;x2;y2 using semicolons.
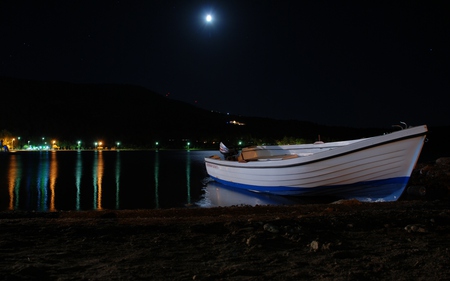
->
115;152;121;209
93;151;104;210
3;151;298;211
75;151;82;210
8;151;59;211
186;152;191;204
154;152;159;209
49;151;57;211
37;152;50;211
8;155;20;210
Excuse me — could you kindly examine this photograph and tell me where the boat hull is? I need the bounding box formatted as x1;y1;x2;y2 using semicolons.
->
205;125;427;202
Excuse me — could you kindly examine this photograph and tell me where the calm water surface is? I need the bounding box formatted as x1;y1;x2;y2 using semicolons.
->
0;150;305;212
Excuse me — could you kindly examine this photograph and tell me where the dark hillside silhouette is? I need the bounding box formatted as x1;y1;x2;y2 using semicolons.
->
0;76;446;156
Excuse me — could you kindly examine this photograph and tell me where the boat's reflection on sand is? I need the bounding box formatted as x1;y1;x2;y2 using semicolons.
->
197;180;334;208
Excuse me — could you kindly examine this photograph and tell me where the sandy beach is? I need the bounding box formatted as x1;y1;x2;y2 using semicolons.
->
0;158;449;280
0;199;449;281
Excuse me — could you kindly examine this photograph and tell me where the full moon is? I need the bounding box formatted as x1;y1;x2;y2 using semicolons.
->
206;14;212;22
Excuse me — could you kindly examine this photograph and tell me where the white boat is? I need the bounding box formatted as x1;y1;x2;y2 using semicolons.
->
204;124;428;202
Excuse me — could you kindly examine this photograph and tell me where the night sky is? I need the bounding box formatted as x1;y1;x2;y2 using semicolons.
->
1;1;449;128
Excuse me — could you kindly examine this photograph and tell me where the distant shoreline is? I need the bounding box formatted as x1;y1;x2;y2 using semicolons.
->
3;148;213;152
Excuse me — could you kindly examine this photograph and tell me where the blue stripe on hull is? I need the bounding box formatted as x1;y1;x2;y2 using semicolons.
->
209;176;410;202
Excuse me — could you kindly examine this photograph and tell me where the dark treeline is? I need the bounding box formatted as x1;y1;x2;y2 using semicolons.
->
0;76;446;160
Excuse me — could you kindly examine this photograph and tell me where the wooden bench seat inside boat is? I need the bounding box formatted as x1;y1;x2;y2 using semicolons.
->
238;152;298;162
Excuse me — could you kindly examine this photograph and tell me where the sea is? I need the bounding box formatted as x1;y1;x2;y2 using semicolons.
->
0;150;306;212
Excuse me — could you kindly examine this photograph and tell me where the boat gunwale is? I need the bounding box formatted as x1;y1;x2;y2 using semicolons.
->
205;127;427;169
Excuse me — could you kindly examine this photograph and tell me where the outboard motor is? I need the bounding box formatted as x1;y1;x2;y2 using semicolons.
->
219;142;238;160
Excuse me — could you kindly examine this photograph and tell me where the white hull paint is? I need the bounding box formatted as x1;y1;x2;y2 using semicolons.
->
204;125;428;201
